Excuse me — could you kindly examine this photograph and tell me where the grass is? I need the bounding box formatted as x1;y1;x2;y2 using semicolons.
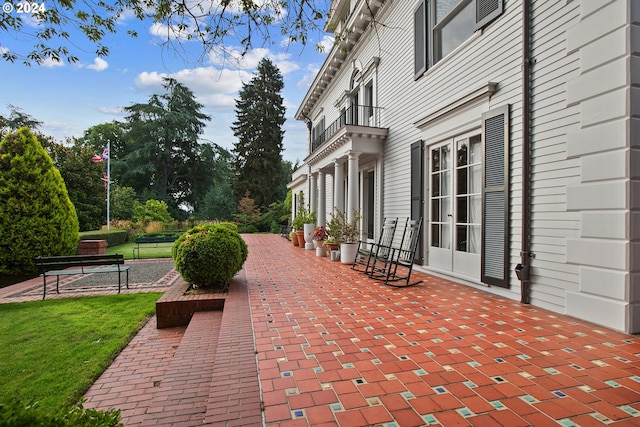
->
106;242;173;260
0;293;163;411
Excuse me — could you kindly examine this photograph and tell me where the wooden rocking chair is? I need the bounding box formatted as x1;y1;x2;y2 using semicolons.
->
352;217;399;274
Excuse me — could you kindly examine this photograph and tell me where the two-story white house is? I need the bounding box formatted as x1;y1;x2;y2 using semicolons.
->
289;0;640;334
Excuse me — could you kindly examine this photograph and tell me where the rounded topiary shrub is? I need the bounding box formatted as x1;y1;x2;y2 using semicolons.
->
172;222;248;290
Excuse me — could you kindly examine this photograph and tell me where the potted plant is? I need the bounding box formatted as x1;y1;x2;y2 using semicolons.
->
293;199;316;249
327;209;361;264
289;230;299;246
313;225;328;256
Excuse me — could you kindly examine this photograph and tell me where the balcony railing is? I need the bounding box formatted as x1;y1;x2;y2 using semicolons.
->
312;104;383;153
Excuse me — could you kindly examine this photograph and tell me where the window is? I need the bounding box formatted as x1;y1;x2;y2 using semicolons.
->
414;0;503;78
312;117;325;149
365;81;374;123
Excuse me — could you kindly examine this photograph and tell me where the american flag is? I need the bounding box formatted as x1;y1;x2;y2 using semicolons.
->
92;146;109;162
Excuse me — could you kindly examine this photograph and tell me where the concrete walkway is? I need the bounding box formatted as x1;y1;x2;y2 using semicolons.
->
3;235;640;426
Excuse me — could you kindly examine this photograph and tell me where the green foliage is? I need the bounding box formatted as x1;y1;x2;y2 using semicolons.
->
0;399;122;427
0;105;42;138
132;199;173;223
234;191;261;233
0;1;328;66
79;229;129;247
327;209;361;244
292;193;316;231
172;223;248;290
200;180;236;221
47;138;105;231
0;128;79;274
232;58;286;210
110;185;137;221
118;77;212;217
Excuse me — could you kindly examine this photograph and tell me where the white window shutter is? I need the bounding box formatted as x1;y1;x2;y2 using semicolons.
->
475;0;503;31
481;105;509;288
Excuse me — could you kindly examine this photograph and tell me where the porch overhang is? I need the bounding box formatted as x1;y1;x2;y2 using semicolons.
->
304;125;388;170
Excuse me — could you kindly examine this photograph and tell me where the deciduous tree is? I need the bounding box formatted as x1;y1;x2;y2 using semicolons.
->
0;0;328;66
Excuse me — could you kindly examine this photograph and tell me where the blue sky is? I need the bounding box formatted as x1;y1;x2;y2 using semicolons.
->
0;7;331;163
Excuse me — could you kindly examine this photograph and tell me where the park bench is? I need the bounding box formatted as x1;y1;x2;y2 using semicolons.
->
132;234;181;259
34;254;130;299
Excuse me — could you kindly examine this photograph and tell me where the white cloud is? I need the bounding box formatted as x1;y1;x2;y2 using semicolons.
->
318;35;335;53
149;22;195;42
97;106;125;115
41;57;65;68
85;57;109;71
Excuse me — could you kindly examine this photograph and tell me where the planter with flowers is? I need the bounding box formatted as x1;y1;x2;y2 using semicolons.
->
327;209;361;264
313;226;328;256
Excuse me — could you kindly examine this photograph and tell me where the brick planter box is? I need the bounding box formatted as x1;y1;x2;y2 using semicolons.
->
77;240;107;255
156;279;226;329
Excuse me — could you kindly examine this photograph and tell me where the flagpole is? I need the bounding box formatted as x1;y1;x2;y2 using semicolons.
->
106;141;111;230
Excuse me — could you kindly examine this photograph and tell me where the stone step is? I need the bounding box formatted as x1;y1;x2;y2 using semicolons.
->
140;310;223;427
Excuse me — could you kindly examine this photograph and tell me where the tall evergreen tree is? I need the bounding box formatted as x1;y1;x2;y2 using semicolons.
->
120;77;212;218
232;58;286;210
0;128;79;274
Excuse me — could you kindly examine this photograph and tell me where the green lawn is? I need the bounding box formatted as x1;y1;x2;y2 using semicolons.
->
0;293;162;411
107;242;173;260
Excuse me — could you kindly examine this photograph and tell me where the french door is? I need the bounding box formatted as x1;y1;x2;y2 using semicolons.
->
429;133;482;278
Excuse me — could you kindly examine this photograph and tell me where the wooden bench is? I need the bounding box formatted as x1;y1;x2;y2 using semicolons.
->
132;234;180;259
34;254;130;299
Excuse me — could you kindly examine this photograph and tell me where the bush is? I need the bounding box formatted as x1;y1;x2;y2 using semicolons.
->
0;128;79;274
172;222;248;290
0;399;121;427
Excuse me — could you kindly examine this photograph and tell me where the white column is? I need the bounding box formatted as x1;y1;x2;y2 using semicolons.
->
309;173;317;221
318;171;326;226
347;151;360;222
334;159;345;213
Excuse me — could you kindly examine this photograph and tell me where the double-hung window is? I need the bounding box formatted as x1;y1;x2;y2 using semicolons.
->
414;0;503;79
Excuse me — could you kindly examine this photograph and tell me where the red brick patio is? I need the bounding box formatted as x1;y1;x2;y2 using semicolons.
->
3;234;640;426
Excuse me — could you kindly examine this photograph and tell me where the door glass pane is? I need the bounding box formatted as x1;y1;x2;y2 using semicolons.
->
455;134;481;254
430;144;451;248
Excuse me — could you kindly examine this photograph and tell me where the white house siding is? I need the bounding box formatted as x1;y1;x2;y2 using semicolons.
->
371;1;524;297
294;0;639;333
527;0;582;313
563;0;640;333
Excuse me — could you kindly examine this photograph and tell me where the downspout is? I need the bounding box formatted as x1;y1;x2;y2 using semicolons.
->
517;0;533;304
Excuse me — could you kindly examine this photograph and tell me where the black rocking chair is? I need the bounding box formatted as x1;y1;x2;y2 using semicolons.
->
370;218;423;288
352;217;399;274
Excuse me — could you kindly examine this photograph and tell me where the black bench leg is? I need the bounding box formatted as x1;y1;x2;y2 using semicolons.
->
42;275;46;300
56;276;60;294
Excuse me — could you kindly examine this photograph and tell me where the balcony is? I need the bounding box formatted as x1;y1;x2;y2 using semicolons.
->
312;104;384;153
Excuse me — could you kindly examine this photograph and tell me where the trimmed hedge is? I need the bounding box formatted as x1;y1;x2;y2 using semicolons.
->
79;229;129;247
172;223;248;290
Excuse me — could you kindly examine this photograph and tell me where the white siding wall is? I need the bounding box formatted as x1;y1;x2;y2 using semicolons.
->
528;0;582;313
301;0;637;332
564;0;638;332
